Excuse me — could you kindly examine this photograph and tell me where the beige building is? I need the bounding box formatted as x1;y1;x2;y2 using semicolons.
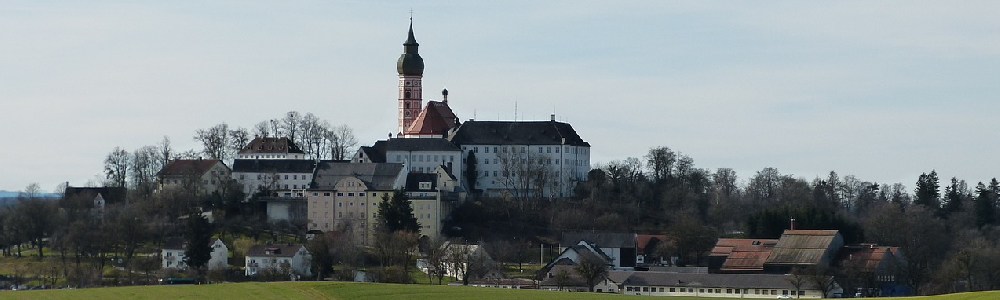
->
306;162;406;245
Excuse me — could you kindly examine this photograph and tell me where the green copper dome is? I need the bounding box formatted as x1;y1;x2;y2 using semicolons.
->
397;20;424;76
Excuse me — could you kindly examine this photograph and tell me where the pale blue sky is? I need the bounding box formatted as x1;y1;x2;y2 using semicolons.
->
3;1;999;192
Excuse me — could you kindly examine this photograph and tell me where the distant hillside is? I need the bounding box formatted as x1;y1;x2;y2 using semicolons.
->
0;190;60;198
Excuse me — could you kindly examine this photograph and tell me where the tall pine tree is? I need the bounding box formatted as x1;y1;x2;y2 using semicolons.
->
184;213;214;272
914;171;941;211
974;181;997;228
377;190;420;233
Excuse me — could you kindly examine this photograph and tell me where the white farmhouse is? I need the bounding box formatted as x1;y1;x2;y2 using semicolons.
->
245;244;312;278
161;237;228;270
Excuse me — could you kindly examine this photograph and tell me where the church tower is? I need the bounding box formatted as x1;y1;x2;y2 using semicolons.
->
397;19;424;135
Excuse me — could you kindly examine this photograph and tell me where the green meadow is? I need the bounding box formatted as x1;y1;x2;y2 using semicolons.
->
1;281;999;300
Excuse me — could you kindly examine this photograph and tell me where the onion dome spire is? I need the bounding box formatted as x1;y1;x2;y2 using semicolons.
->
397;18;424;76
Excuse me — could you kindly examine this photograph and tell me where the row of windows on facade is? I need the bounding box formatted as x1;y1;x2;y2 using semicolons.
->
394;154;455;163
467;170;563;179
624;286;805;296
248;258;290;265
469;157;585;167
259;184;305;191
464;146;589;155
243;174;310;181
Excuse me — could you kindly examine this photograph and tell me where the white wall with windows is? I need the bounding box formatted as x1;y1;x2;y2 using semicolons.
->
459;144;590;197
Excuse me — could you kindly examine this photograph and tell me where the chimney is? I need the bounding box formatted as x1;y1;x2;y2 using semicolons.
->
790;218;796;230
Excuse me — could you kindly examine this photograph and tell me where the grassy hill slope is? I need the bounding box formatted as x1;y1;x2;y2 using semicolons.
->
3;281;999;300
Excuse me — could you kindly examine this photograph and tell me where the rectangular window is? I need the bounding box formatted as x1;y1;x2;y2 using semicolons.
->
547;146;551;153
555;147;560;153
348;193;354;197
434;155;439;161
699;289;705;293
493;147;498;153
659;288;664;292
669;288;675;292
483;171;488;177
493;171;497;177
493;158;498;164
474;147;479;153
727;289;733;294
285;175;289;179
324;192;330;196
715;289;721;293
538;147;543;153
359;192;365;197
484;147;489;153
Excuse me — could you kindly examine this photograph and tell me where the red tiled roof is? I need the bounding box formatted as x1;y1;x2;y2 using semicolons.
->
836;245;894;272
711;238;778;271
404;101;457;136
157;159;223;177
710;238;778;256
636;234;668;254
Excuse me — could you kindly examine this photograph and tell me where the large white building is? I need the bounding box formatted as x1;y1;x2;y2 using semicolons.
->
448;119;591;198
231;159;315;197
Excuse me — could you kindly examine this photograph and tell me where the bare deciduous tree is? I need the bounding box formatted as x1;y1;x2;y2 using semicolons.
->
104;147;130;188
327;124;357;160
194;123;230;161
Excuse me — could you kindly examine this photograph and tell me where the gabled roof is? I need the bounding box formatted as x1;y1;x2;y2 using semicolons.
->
64;186;127;204
157;159;225;177
231;159;316;173
765;230;841;266
562;232;635;249
450;121;590;147
835;245;896;272
359;140;388;163
312;162;404;190
637;234;669;254
710;238;778;256
404;101;458;136
246;244;306;258
538;264;589;287
239;137;304;154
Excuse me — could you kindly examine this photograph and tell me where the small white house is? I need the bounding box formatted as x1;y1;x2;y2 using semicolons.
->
161;237;229;270
245;244;312;278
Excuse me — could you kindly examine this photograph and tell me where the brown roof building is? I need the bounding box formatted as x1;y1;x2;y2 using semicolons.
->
763;230;844;273
403;98;459;138
156;159;231;196
708;238;778;273
238;137;306;160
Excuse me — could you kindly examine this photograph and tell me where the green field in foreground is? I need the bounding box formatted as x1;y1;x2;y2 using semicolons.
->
1;281;998;300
